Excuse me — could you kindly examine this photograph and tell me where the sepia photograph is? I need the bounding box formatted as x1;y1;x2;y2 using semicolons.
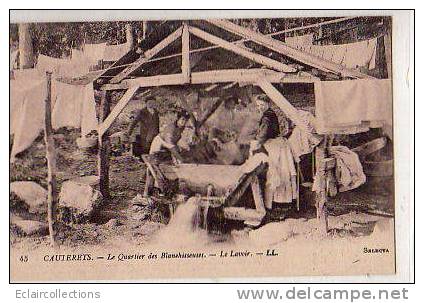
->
9;10;402;282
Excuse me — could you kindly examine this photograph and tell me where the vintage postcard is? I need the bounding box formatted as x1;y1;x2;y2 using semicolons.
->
9;10;407;282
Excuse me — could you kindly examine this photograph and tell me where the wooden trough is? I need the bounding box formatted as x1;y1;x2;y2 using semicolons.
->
142;154;267;226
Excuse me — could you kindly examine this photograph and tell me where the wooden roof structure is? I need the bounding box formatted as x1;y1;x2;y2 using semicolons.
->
94;19;375;137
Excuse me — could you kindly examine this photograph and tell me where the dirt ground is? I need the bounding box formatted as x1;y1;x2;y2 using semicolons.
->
10;127;394;253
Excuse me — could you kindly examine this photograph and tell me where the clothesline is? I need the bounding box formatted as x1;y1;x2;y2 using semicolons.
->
10;67;98;161
94;17;359;78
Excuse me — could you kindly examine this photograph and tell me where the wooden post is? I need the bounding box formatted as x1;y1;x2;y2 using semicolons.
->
315;137;329;235
182;23;191;83
98;91;111;199
44;72;58;247
296;162;300;211
18;23;34;69
384;33;392;79
125;23;135;49
142;21;149;40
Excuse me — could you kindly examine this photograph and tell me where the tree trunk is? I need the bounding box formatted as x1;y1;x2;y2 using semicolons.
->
18;23;34;69
125;23;135;49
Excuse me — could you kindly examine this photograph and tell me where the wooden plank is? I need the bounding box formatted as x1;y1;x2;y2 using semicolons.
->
100;69;316;90
188;26;296;73
98;91;112;199
110;26;183;83
123;73;186;89
98;85;139;137
43;72;58;247
208;19;374;79
352;137;387;159
101;82;130;91
257;79;307;130
251;176;266;215
191;68;285;84
296;162;300;211
182;23;190;82
223;207;264;222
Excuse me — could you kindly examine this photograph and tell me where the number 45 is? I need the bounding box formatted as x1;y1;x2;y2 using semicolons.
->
19;255;28;263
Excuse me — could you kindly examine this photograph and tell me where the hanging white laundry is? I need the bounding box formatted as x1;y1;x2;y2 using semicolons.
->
51;81;83;130
10;79;46;161
320;45;335;62
10;81;26;135
309;45;325;58
288;110;322;162
80;83;98;136
367;38;378;70
103;42;131;61
37;53;89;78
10;50;19;71
51;81;98;135
342;40;369;69
285;34;314;51
10;70;45;135
314;79;392;135
83;43;107;65
36;54;70;76
71;49;93;74
301;37;378;70
10;75;98;161
331;44;348;65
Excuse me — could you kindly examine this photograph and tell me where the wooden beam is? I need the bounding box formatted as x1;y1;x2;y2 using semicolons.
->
188;26;296;73
251;176;266;215
101;69;318;91
101;82;130;91
122;69;283;88
110;26;183;83
182;23;191;82
123;73;186;88
44;72;58;247
191;68;284;84
208;19;374;79
98;91;112;199
98;85;139;137
257;79;307;130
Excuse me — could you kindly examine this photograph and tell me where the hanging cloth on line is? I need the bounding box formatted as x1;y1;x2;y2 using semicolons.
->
285;33;378;70
10;50;19;71
314;79;392;136
37;54;89;78
10;72;98;161
51;81;98;136
10;78;47;162
83;43;107;66
103;42;131;61
285;34;314;51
